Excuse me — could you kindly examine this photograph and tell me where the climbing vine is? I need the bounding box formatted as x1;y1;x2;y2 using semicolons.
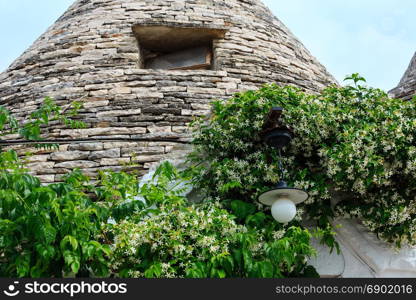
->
189;74;416;248
3;73;413;278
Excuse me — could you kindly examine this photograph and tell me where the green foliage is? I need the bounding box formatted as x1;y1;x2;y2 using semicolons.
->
108;163;317;278
4;75;410;278
0;98;139;277
0;171;109;277
94;170;142;222
19;97;85;142
0;161;146;277
190;75;416;248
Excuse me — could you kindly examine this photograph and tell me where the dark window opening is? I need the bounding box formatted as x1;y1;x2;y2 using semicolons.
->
133;25;226;70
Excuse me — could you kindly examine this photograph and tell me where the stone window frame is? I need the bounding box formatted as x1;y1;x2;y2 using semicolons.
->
132;23;228;71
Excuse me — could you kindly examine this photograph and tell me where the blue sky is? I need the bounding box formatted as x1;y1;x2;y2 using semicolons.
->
265;0;416;90
0;0;74;70
0;0;415;91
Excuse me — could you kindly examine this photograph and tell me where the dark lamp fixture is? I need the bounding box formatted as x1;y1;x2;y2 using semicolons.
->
258;107;309;223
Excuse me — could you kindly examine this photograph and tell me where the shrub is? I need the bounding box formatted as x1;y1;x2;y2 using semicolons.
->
189;74;416;248
0;171;110;277
0;98;141;277
10;73;411;278
108;163;318;278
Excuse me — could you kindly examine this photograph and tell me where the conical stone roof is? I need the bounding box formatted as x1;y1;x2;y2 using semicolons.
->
390;52;416;100
0;0;336;182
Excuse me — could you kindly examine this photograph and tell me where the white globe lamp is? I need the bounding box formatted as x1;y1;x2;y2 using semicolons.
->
271;198;297;223
259;107;309;223
259;181;308;223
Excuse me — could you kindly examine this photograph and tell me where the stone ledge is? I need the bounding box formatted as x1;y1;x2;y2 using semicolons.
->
334;218;416;278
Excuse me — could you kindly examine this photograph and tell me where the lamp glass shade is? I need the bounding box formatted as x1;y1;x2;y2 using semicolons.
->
271;198;297;223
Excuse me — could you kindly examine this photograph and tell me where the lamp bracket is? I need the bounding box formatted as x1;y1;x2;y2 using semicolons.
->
263;128;293;149
276;180;288;189
261;107;293;150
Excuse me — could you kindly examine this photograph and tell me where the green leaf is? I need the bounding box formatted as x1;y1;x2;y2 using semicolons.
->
144;263;163;278
230;200;256;221
61;235;79;251
246;212;267;228
71;260;81;274
42;225;57;244
303;266;320;278
258;261;274;278
30;265;43;278
186;262;208;278
15;253;31;277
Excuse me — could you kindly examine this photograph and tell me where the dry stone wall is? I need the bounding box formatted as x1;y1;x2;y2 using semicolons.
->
0;0;335;182
390;52;416;100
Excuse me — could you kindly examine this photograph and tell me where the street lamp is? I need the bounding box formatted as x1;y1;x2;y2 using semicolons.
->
258;107;309;223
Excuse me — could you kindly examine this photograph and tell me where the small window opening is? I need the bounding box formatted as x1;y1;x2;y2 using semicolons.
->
133;25;226;70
